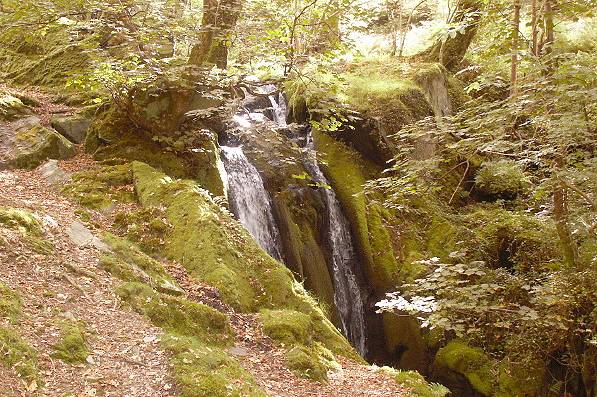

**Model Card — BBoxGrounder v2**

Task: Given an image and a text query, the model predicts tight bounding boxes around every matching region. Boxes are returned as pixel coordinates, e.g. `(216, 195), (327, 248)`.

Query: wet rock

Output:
(0, 117), (76, 170)
(51, 115), (91, 143)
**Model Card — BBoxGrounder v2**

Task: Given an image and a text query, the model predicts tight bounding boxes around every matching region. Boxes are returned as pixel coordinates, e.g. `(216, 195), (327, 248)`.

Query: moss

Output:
(474, 160), (531, 199)
(459, 205), (560, 271)
(312, 130), (399, 291)
(433, 341), (494, 396)
(101, 233), (183, 295)
(62, 163), (135, 210)
(161, 334), (266, 397)
(380, 367), (449, 397)
(52, 320), (89, 364)
(112, 207), (173, 255)
(130, 162), (360, 374)
(0, 207), (53, 254)
(496, 359), (545, 397)
(116, 282), (232, 346)
(261, 309), (313, 346)
(0, 283), (22, 324)
(85, 106), (225, 197)
(285, 345), (332, 381)
(7, 123), (75, 169)
(0, 326), (41, 385)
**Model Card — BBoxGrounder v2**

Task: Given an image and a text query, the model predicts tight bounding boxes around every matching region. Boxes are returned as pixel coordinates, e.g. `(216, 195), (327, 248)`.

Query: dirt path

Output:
(0, 165), (174, 397)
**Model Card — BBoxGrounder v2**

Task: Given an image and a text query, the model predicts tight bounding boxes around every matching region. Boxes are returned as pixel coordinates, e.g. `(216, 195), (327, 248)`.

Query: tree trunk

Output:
(530, 0), (538, 55)
(417, 0), (483, 71)
(554, 177), (578, 266)
(510, 0), (521, 96)
(188, 0), (242, 69)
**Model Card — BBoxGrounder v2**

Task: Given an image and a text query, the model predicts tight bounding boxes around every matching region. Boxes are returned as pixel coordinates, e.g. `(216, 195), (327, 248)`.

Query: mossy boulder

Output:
(62, 163), (135, 210)
(0, 207), (53, 254)
(432, 341), (494, 397)
(51, 320), (89, 364)
(100, 234), (183, 296)
(0, 91), (31, 121)
(0, 117), (75, 169)
(474, 160), (531, 200)
(84, 105), (226, 197)
(380, 367), (450, 397)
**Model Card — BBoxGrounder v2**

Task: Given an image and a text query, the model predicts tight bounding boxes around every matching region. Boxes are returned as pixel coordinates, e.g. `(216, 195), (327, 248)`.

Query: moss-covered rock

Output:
(0, 326), (41, 385)
(62, 163), (135, 210)
(50, 114), (91, 144)
(432, 341), (494, 397)
(112, 206), (173, 256)
(474, 160), (531, 200)
(0, 283), (22, 324)
(161, 334), (266, 397)
(84, 105), (226, 197)
(0, 207), (53, 254)
(380, 367), (450, 397)
(495, 359), (545, 397)
(100, 234), (183, 295)
(0, 91), (31, 121)
(52, 320), (90, 364)
(312, 130), (399, 292)
(0, 117), (75, 169)
(117, 282), (231, 345)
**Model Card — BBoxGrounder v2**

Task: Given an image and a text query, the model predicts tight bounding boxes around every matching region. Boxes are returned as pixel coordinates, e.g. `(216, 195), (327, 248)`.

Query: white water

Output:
(221, 145), (283, 260)
(303, 132), (368, 356)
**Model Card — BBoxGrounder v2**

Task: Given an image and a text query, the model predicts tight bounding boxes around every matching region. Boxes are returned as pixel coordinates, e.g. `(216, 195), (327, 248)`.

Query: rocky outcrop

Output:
(0, 117), (75, 170)
(51, 115), (91, 144)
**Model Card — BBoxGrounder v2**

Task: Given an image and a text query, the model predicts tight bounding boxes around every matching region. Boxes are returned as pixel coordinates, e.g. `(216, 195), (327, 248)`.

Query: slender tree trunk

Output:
(510, 0), (521, 96)
(554, 176), (578, 266)
(398, 0), (427, 58)
(531, 0), (538, 55)
(391, 1), (403, 57)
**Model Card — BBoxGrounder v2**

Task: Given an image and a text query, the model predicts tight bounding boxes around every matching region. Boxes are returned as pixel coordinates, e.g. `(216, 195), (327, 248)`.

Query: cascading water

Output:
(267, 92), (368, 356)
(221, 145), (283, 261)
(303, 132), (368, 357)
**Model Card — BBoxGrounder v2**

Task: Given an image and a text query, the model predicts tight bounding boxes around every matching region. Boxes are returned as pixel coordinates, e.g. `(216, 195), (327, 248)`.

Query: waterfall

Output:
(221, 145), (283, 261)
(303, 132), (368, 357)
(269, 93), (287, 127)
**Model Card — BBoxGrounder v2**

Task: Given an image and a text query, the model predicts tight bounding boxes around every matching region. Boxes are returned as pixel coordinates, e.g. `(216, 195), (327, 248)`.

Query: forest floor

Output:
(0, 92), (407, 396)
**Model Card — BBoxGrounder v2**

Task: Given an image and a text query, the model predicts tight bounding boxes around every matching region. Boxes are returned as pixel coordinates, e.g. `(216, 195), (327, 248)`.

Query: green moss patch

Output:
(116, 282), (231, 346)
(0, 207), (53, 254)
(0, 283), (22, 324)
(112, 207), (172, 255)
(101, 234), (183, 295)
(0, 326), (41, 384)
(52, 320), (89, 364)
(433, 341), (494, 396)
(380, 367), (449, 397)
(62, 163), (135, 210)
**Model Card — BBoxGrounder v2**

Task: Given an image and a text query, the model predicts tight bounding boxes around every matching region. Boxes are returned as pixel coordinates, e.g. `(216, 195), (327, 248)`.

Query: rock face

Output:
(51, 115), (91, 144)
(38, 159), (70, 185)
(0, 117), (76, 170)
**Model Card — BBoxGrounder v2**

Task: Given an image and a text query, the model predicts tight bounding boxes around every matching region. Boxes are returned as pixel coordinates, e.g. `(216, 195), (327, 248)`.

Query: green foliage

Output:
(52, 320), (89, 364)
(0, 326), (41, 384)
(474, 160), (530, 199)
(0, 283), (22, 324)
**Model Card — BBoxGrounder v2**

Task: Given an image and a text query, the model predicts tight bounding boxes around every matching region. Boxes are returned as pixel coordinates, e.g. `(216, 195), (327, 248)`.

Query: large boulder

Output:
(0, 117), (75, 169)
(51, 115), (91, 144)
